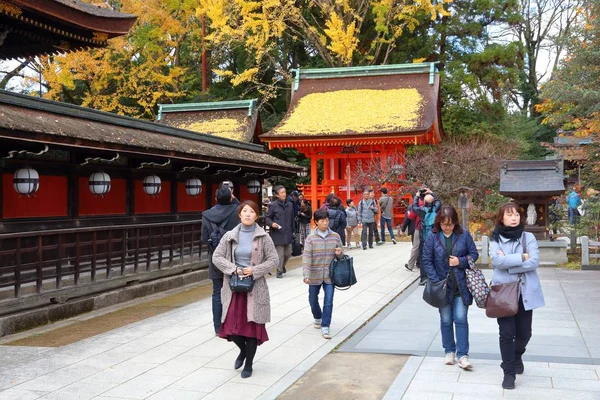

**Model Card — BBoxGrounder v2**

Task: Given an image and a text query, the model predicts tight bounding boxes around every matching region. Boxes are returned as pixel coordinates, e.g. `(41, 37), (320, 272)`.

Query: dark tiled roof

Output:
(0, 91), (299, 173)
(51, 0), (135, 18)
(499, 160), (565, 196)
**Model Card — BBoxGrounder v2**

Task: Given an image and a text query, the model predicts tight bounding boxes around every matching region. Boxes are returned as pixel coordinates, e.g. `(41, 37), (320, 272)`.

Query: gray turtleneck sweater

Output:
(235, 223), (256, 267)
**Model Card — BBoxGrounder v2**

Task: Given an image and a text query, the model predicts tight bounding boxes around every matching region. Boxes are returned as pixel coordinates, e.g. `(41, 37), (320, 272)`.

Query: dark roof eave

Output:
(16, 0), (137, 35)
(0, 130), (300, 175)
(500, 190), (565, 197)
(0, 90), (265, 153)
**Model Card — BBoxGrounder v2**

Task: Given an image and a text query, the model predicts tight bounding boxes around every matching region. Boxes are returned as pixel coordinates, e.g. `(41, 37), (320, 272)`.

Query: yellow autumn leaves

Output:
(274, 88), (423, 135)
(179, 118), (248, 141)
(199, 0), (451, 88)
(324, 14), (358, 66)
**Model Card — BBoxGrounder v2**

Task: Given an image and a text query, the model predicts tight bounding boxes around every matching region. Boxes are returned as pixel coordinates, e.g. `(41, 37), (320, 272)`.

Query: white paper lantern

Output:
(247, 180), (261, 194)
(143, 175), (162, 196)
(89, 172), (111, 196)
(13, 168), (40, 195)
(185, 178), (202, 196)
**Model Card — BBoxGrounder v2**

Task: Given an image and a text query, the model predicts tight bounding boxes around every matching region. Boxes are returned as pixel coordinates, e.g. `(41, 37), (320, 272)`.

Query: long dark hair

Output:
(431, 204), (463, 235)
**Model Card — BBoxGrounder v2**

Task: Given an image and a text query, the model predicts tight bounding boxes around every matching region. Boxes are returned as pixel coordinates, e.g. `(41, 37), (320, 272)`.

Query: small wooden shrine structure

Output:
(261, 63), (443, 219)
(499, 160), (566, 239)
(157, 100), (262, 144)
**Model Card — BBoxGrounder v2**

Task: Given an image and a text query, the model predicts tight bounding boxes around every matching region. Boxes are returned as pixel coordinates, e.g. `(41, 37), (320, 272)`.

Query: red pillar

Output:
(310, 154), (318, 211)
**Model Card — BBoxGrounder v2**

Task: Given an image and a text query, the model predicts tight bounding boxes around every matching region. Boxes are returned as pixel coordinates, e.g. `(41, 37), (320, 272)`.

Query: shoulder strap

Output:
(382, 197), (390, 211)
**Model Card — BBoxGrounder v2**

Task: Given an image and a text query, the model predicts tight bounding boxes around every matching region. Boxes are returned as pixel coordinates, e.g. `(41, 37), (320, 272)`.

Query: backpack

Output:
(208, 221), (228, 253)
(422, 207), (437, 240)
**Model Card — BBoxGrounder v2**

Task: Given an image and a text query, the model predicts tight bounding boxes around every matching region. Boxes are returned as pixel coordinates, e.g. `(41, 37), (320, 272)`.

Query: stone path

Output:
(340, 268), (600, 399)
(0, 242), (416, 400)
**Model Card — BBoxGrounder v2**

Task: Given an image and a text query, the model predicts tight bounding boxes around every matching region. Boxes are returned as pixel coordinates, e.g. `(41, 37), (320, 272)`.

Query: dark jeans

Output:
(380, 216), (395, 241)
(497, 297), (533, 375)
(418, 236), (427, 281)
(309, 282), (335, 327)
(361, 222), (376, 248)
(212, 278), (223, 334)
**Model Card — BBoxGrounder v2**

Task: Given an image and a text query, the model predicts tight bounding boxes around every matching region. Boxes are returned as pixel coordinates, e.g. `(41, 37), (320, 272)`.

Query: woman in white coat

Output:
(489, 202), (545, 390)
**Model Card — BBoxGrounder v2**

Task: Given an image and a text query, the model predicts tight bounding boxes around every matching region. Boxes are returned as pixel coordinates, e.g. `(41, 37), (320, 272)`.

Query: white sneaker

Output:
(321, 327), (331, 339)
(314, 319), (321, 329)
(457, 356), (472, 370)
(444, 352), (455, 365)
(346, 244), (352, 249)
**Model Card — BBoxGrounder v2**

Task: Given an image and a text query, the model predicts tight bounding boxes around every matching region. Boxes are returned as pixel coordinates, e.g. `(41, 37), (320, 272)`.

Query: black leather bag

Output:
(423, 274), (449, 308)
(292, 236), (303, 256)
(329, 255), (357, 290)
(229, 269), (255, 293)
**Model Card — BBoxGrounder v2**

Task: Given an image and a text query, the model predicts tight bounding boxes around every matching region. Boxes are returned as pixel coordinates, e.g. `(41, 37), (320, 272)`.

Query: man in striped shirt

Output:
(302, 208), (343, 339)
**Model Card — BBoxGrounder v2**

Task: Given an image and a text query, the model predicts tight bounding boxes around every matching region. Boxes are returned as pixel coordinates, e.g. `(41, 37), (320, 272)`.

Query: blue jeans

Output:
(380, 216), (395, 241)
(439, 296), (469, 358)
(309, 282), (335, 328)
(212, 278), (223, 334)
(568, 207), (579, 225)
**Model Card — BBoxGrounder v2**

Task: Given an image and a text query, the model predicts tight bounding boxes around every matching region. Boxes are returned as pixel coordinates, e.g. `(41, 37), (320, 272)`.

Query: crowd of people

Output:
(201, 181), (547, 390)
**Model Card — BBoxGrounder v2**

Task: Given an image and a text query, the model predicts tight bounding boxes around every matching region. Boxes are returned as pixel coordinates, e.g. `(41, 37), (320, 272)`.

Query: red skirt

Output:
(219, 291), (269, 345)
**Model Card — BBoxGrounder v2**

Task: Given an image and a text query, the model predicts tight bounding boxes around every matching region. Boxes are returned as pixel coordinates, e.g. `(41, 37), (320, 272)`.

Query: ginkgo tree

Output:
(197, 0), (450, 101)
(40, 0), (201, 119)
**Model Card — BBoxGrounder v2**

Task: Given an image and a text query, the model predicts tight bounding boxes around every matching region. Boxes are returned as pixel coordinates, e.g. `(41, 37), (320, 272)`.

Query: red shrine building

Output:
(0, 0), (299, 330)
(261, 63), (443, 220)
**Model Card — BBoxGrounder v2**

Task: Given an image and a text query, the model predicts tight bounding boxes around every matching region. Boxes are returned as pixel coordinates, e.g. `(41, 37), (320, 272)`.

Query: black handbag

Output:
(229, 268), (255, 293)
(422, 276), (449, 308)
(329, 255), (357, 290)
(292, 236), (303, 256)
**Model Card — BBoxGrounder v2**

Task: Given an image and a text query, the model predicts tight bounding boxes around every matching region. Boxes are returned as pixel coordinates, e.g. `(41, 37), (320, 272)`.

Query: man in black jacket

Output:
(201, 185), (240, 334)
(266, 185), (295, 278)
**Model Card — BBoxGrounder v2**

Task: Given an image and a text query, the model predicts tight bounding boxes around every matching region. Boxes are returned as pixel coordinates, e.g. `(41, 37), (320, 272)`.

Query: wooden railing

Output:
(0, 220), (205, 302)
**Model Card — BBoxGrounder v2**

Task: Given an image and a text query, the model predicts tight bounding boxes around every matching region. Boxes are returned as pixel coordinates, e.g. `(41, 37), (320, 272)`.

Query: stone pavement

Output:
(0, 241), (417, 400)
(340, 268), (600, 399)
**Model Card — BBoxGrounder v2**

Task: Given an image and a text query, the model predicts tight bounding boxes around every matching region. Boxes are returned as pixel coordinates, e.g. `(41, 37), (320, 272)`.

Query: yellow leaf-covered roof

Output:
(178, 117), (248, 142)
(262, 63), (442, 141)
(275, 88), (423, 135)
(157, 101), (261, 143)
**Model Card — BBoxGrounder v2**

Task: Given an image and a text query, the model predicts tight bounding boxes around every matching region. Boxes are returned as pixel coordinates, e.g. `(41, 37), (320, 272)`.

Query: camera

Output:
(419, 188), (427, 199)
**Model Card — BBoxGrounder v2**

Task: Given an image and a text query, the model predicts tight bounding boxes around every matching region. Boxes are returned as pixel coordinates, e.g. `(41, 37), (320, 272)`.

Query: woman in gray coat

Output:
(213, 200), (279, 379)
(489, 202), (545, 390)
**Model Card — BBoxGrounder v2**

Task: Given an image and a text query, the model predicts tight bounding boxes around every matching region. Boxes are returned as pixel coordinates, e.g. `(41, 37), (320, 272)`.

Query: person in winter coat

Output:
(327, 196), (347, 245)
(297, 195), (312, 245)
(212, 200), (278, 379)
(422, 204), (478, 371)
(357, 190), (378, 250)
(303, 208), (343, 339)
(567, 188), (581, 225)
(401, 205), (419, 271)
(201, 185), (241, 334)
(413, 188), (442, 285)
(369, 189), (383, 245)
(379, 187), (396, 244)
(265, 185), (295, 278)
(489, 202), (544, 390)
(345, 199), (360, 248)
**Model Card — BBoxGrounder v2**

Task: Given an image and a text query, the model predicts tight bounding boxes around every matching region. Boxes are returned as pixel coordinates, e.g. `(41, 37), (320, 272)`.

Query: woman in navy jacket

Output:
(422, 204), (478, 370)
